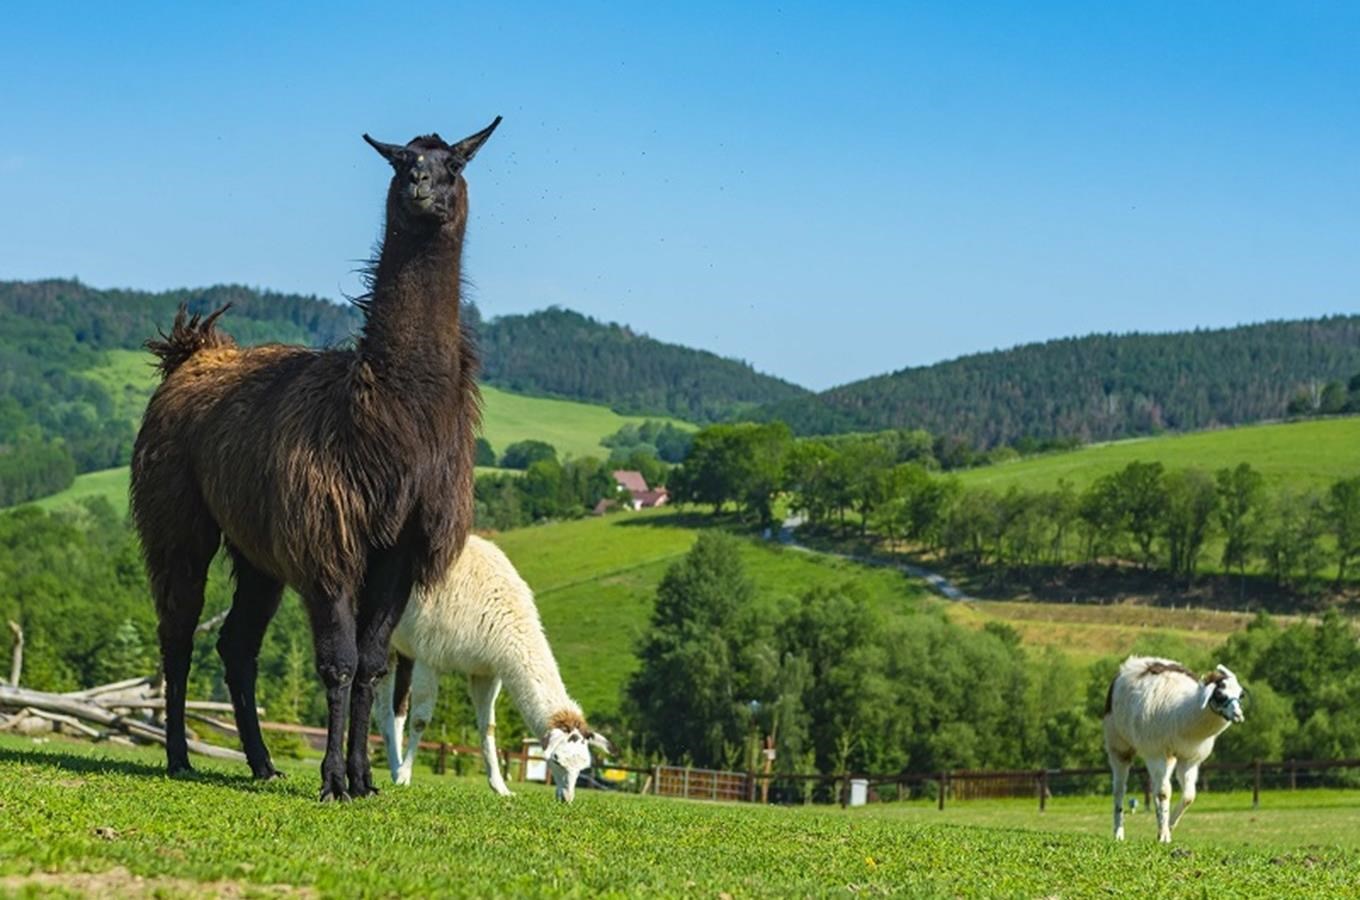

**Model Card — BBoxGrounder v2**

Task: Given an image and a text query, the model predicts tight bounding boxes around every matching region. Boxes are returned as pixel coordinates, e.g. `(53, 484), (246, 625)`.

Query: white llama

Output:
(374, 535), (613, 801)
(1104, 656), (1245, 842)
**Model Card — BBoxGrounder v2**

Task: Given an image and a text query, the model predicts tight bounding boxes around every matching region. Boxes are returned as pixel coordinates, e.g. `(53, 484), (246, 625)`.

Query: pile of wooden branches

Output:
(0, 616), (247, 764)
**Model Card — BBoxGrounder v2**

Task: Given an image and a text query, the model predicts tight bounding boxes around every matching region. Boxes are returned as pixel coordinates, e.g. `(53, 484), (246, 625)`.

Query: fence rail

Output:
(220, 718), (1360, 810)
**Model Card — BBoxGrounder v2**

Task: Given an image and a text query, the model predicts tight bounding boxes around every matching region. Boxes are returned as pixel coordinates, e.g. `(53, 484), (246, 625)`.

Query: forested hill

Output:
(0, 279), (805, 504)
(477, 307), (807, 422)
(754, 317), (1360, 447)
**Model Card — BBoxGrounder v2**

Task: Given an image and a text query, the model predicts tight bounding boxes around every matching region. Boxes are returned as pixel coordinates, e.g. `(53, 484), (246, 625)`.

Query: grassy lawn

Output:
(873, 790), (1360, 851)
(2, 735), (1357, 898)
(495, 510), (927, 718)
(956, 416), (1360, 492)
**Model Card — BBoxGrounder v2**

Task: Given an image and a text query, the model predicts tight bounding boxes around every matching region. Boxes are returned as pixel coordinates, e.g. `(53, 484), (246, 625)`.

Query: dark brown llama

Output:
(131, 118), (499, 801)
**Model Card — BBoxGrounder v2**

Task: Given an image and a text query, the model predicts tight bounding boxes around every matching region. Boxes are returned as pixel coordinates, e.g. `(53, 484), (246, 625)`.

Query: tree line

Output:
(671, 424), (1360, 596)
(625, 532), (1360, 779)
(753, 317), (1360, 447)
(3, 497), (1356, 779)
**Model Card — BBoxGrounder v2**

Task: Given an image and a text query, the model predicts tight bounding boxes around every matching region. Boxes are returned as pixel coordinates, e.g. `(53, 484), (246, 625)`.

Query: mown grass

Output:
(875, 789), (1360, 850)
(957, 416), (1360, 492)
(943, 599), (1268, 666)
(2, 735), (1357, 898)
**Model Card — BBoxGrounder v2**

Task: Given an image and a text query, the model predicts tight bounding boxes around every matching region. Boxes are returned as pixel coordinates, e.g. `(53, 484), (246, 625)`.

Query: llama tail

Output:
(145, 303), (235, 378)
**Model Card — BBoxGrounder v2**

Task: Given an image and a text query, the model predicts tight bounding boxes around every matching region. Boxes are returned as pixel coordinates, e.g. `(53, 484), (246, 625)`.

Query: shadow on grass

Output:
(0, 744), (285, 794)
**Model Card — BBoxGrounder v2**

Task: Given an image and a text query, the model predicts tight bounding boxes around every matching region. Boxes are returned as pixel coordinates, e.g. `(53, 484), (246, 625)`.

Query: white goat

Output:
(1103, 656), (1245, 842)
(373, 535), (613, 802)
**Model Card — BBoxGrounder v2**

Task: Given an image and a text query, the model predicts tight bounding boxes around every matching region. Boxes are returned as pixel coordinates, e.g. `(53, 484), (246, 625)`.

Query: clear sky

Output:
(2, 3), (1357, 390)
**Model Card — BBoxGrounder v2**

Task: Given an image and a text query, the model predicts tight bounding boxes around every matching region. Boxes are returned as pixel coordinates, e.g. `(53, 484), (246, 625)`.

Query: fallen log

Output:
(0, 684), (245, 763)
(64, 676), (154, 700)
(23, 707), (104, 740)
(95, 699), (262, 716)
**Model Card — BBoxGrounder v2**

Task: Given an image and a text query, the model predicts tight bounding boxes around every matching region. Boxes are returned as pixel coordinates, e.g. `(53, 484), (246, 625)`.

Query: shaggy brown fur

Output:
(1140, 661), (1198, 680)
(131, 119), (499, 800)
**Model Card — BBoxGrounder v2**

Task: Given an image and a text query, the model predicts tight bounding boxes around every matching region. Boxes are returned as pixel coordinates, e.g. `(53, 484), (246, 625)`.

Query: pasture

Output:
(956, 416), (1360, 492)
(2, 735), (1357, 897)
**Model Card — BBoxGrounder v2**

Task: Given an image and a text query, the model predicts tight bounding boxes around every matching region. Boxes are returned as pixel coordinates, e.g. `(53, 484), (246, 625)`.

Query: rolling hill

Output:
(953, 416), (1360, 492)
(26, 383), (693, 518)
(0, 278), (799, 504)
(756, 316), (1360, 447)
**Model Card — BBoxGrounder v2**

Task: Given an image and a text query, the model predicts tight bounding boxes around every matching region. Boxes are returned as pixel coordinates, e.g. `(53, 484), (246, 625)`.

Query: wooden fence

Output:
(226, 717), (1360, 811)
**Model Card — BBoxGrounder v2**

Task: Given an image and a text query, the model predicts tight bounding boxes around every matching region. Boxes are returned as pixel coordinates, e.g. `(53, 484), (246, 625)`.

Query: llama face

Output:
(543, 726), (615, 803)
(364, 117), (501, 224)
(1201, 665), (1245, 723)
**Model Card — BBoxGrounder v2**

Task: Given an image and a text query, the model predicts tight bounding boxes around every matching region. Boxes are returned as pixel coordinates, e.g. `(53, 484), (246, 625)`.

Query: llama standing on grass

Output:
(131, 118), (499, 801)
(374, 535), (614, 802)
(1104, 656), (1245, 842)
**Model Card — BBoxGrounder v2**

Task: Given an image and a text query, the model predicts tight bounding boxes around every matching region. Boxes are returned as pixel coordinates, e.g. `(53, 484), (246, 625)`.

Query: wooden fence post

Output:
(436, 742), (448, 775)
(938, 771), (947, 811)
(682, 766), (690, 799)
(1289, 759), (1297, 790)
(652, 764), (661, 796)
(1253, 760), (1261, 809)
(1038, 770), (1048, 813)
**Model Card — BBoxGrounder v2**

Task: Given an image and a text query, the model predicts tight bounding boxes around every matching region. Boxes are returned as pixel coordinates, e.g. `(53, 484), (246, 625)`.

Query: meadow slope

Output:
(955, 416), (1360, 492)
(1, 735), (1356, 898)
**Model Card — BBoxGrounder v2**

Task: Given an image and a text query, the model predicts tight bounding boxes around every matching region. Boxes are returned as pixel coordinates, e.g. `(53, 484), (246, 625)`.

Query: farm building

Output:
(612, 470), (669, 510)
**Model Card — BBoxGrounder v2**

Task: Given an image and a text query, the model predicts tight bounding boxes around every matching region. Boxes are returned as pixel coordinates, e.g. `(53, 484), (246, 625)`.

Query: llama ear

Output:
(363, 134), (410, 167)
(588, 732), (617, 758)
(1200, 683), (1215, 709)
(1216, 664), (1236, 680)
(448, 116), (502, 166)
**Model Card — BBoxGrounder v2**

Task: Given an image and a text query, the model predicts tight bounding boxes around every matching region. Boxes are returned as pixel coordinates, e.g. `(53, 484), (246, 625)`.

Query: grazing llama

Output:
(1104, 656), (1245, 842)
(375, 535), (613, 802)
(131, 118), (499, 801)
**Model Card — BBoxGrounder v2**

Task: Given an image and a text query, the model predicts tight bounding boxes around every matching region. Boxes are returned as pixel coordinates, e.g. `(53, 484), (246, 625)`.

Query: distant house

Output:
(612, 470), (669, 511)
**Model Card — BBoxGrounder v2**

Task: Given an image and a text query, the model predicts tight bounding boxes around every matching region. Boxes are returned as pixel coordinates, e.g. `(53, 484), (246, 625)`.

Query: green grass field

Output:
(2, 735), (1356, 898)
(495, 510), (927, 718)
(957, 416), (1360, 492)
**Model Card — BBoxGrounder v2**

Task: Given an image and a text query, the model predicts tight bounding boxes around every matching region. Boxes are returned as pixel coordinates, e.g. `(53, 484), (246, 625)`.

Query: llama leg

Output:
(217, 550), (285, 780)
(469, 673), (512, 796)
(1147, 758), (1175, 843)
(398, 660), (439, 786)
(307, 591), (359, 802)
(145, 541), (216, 776)
(1108, 750), (1132, 841)
(347, 543), (417, 797)
(1170, 761), (1199, 831)
(375, 653), (412, 784)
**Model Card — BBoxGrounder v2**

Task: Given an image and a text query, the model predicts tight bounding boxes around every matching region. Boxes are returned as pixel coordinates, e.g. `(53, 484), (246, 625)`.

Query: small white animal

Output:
(374, 535), (613, 802)
(1103, 656), (1245, 842)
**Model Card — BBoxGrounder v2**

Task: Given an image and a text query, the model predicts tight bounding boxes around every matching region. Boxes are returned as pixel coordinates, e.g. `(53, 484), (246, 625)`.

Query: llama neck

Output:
(359, 221), (465, 372)
(499, 629), (580, 738)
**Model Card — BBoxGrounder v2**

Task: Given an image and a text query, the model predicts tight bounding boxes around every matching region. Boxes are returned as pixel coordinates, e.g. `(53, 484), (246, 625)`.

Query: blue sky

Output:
(2, 3), (1357, 390)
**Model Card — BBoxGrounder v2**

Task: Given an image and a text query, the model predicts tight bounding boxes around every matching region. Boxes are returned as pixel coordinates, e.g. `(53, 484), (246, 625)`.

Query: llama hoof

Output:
(253, 767), (286, 782)
(319, 788), (352, 803)
(167, 763), (194, 778)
